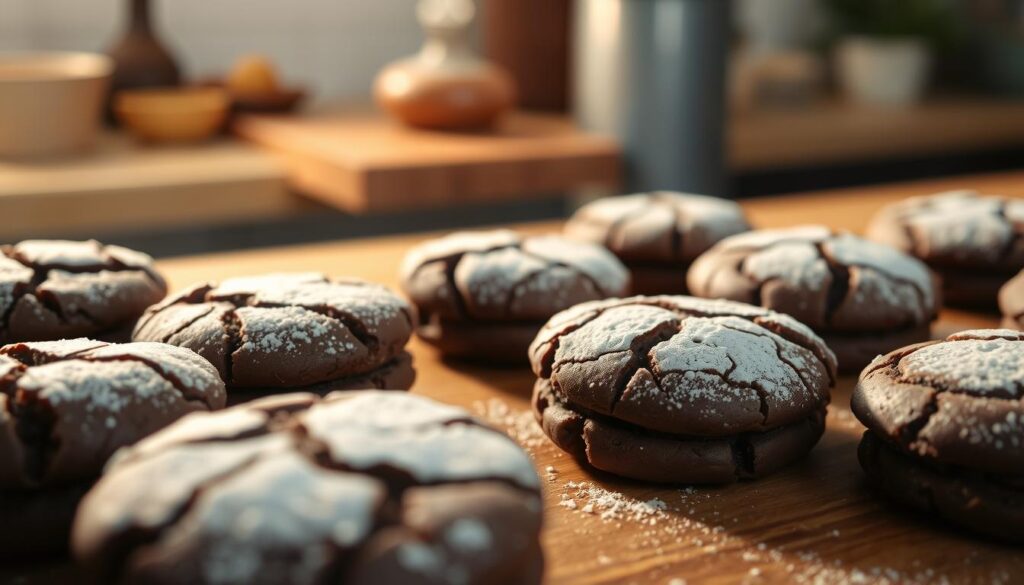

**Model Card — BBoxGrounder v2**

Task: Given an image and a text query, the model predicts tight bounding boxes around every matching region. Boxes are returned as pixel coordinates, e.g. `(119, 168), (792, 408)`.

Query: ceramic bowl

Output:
(115, 87), (230, 143)
(0, 52), (112, 157)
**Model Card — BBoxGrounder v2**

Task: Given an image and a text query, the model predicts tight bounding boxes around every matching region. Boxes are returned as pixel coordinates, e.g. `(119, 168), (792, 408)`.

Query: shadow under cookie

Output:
(858, 431), (1024, 544)
(534, 381), (827, 484)
(822, 324), (932, 375)
(626, 263), (690, 296)
(0, 482), (92, 561)
(417, 319), (542, 365)
(225, 351), (416, 406)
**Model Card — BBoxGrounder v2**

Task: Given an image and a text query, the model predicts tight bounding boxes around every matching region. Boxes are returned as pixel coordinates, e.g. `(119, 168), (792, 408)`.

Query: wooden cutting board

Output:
(233, 106), (622, 213)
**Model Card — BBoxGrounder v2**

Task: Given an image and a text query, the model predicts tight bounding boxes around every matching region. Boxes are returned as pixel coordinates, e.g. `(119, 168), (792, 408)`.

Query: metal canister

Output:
(573, 0), (730, 195)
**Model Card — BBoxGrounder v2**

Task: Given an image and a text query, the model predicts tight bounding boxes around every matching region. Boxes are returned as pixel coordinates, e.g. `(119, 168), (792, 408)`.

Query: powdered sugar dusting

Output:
(472, 398), (547, 450)
(24, 359), (176, 411)
(211, 273), (325, 299)
(902, 191), (1015, 261)
(523, 235), (630, 295)
(572, 191), (748, 245)
(399, 230), (521, 283)
(191, 452), (382, 585)
(555, 304), (678, 362)
(86, 342), (223, 398)
(652, 316), (803, 404)
(302, 392), (540, 489)
(237, 306), (358, 356)
(744, 241), (830, 290)
(0, 256), (32, 317)
(457, 246), (548, 313)
(718, 225), (831, 250)
(13, 239), (105, 268)
(825, 234), (931, 297)
(899, 334), (1024, 397)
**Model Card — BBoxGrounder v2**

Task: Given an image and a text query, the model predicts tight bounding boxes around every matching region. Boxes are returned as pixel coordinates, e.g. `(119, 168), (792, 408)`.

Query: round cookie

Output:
(999, 269), (1024, 330)
(72, 391), (544, 585)
(565, 192), (751, 294)
(529, 296), (836, 484)
(687, 225), (938, 373)
(851, 329), (1024, 542)
(400, 230), (629, 363)
(0, 239), (167, 344)
(0, 338), (225, 558)
(866, 190), (1024, 308)
(133, 273), (415, 397)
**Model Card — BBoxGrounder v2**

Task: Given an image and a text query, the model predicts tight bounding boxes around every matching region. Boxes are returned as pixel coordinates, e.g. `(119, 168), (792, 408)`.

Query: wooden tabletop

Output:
(7, 172), (1023, 585)
(139, 171), (1024, 584)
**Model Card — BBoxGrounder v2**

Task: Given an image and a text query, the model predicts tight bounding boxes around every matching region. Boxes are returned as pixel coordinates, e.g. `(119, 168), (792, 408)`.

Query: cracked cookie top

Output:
(529, 296), (835, 437)
(866, 190), (1024, 271)
(0, 240), (168, 344)
(0, 339), (225, 489)
(399, 230), (630, 323)
(687, 226), (937, 332)
(564, 192), (751, 265)
(133, 273), (414, 389)
(853, 329), (1024, 473)
(72, 391), (542, 585)
(999, 269), (1024, 329)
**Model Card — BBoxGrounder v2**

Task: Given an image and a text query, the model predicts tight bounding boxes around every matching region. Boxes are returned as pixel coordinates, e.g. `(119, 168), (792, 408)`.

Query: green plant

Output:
(824, 0), (959, 47)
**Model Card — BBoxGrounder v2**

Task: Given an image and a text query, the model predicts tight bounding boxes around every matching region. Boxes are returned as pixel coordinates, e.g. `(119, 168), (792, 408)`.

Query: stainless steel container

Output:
(573, 0), (730, 195)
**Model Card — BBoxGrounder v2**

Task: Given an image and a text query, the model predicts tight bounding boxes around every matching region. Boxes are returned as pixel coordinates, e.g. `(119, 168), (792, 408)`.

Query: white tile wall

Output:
(0, 0), (425, 101)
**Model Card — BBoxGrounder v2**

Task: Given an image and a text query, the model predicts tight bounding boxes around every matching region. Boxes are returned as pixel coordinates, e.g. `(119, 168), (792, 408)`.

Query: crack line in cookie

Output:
(155, 305), (217, 345)
(429, 244), (523, 322)
(2, 244), (164, 337)
(78, 354), (218, 410)
(96, 450), (274, 584)
(7, 388), (60, 484)
(715, 321), (815, 400)
(516, 246), (609, 297)
(813, 241), (852, 326)
(221, 310), (243, 386)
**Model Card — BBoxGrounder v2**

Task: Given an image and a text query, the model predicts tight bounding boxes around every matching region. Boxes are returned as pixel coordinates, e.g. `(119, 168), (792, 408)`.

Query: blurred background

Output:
(2, 0), (1024, 256)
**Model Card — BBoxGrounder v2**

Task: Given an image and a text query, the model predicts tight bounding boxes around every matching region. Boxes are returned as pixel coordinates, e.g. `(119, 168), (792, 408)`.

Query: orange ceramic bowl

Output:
(115, 87), (229, 143)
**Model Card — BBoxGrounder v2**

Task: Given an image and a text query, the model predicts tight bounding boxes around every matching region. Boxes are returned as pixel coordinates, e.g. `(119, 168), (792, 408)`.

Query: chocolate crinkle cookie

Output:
(400, 230), (629, 363)
(866, 190), (1024, 308)
(529, 296), (836, 484)
(0, 240), (167, 344)
(0, 338), (225, 558)
(564, 191), (751, 295)
(72, 391), (543, 585)
(133, 273), (415, 398)
(687, 225), (938, 373)
(999, 269), (1024, 331)
(852, 330), (1024, 543)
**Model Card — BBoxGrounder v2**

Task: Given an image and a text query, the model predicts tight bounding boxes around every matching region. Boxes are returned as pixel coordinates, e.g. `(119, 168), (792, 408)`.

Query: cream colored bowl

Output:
(115, 87), (229, 144)
(0, 52), (112, 158)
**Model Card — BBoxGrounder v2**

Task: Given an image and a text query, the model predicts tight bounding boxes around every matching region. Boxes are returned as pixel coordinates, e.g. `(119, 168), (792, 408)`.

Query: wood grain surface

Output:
(233, 106), (622, 212)
(7, 171), (1024, 584)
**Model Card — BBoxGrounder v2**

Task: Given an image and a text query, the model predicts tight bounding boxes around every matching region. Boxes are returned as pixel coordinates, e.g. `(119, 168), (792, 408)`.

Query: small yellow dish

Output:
(115, 87), (229, 143)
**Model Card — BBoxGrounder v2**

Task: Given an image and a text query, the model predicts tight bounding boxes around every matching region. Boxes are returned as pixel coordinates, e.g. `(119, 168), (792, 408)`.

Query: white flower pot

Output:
(836, 36), (932, 106)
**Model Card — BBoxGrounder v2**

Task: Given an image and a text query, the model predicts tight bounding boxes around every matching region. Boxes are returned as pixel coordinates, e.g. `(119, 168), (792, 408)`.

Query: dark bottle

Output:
(105, 0), (181, 117)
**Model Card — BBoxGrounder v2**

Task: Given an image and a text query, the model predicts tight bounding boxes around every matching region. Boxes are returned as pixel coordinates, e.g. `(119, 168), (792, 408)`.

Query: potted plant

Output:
(825, 0), (957, 105)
